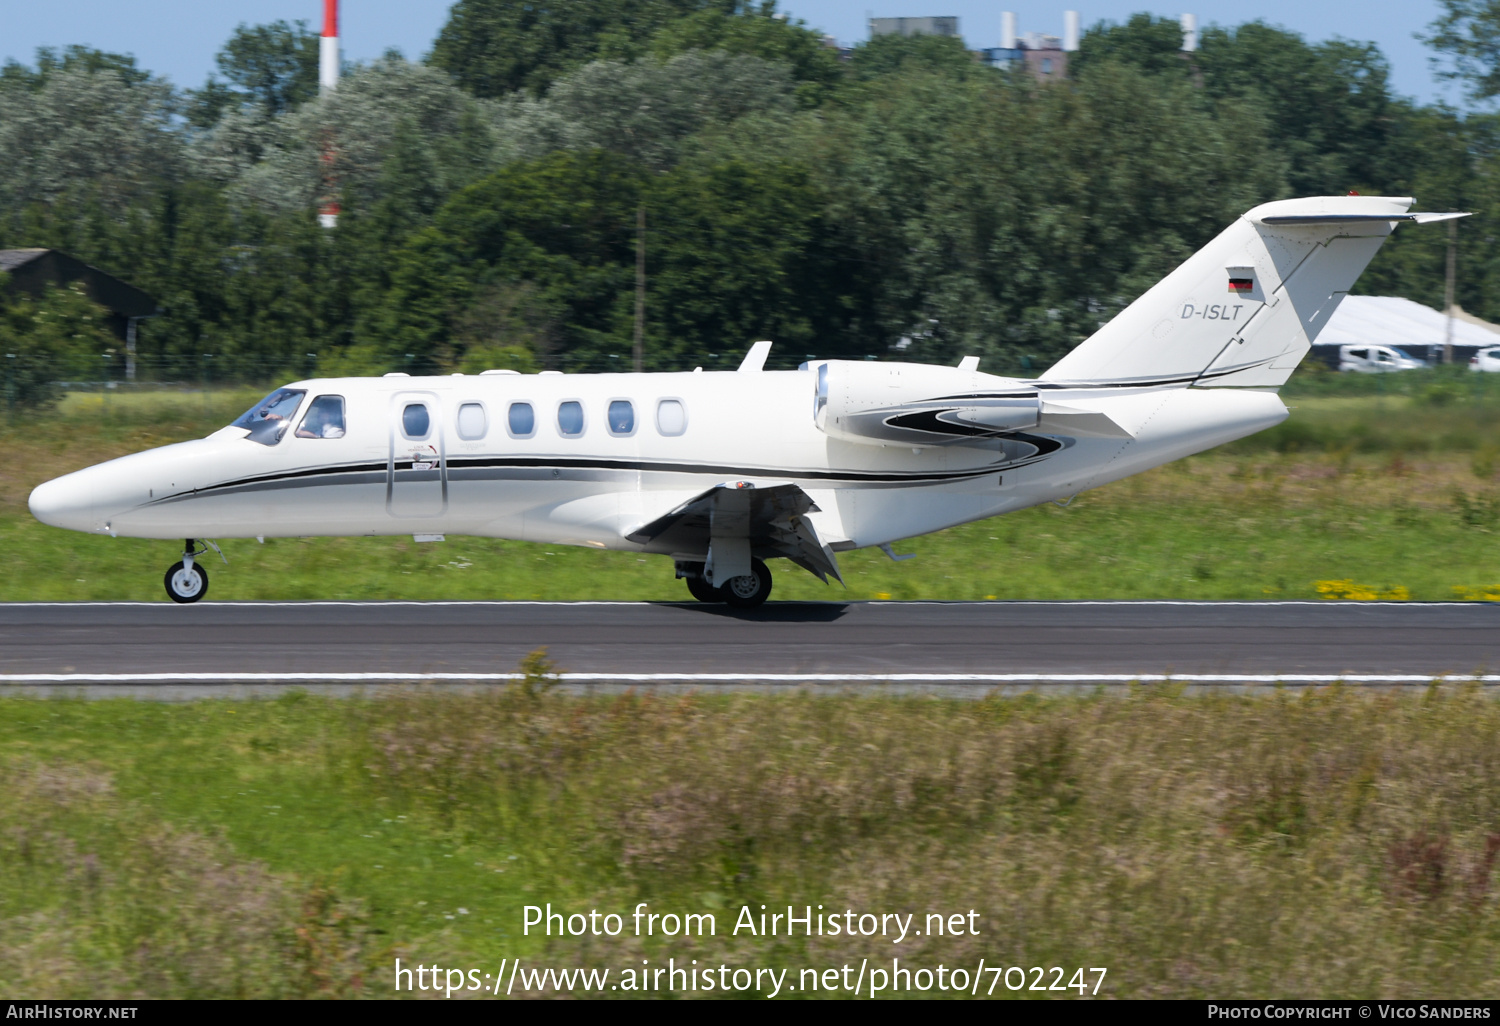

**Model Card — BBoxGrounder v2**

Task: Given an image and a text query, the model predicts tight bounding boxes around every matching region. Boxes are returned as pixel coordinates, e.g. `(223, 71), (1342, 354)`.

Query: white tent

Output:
(1318, 295), (1500, 354)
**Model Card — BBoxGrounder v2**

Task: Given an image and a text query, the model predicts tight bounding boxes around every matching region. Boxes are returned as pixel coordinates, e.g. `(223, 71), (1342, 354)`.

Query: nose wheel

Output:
(163, 538), (224, 603)
(164, 561), (208, 603)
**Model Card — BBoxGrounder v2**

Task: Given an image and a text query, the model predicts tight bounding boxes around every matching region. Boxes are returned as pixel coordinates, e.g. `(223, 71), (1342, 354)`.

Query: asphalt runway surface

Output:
(2, 601), (1498, 694)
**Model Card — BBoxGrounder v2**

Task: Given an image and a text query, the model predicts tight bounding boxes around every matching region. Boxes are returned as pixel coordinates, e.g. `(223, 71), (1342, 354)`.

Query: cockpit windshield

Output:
(231, 388), (306, 446)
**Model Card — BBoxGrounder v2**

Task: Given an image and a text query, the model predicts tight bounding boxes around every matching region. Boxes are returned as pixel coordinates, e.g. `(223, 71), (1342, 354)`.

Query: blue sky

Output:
(0, 1), (1465, 106)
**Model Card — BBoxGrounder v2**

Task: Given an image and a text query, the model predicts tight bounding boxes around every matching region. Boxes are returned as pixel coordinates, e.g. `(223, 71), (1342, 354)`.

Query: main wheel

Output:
(164, 561), (208, 603)
(685, 573), (722, 603)
(719, 558), (772, 609)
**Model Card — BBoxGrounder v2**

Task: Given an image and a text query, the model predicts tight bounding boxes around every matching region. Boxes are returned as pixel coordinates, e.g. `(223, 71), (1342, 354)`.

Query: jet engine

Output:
(810, 360), (1040, 447)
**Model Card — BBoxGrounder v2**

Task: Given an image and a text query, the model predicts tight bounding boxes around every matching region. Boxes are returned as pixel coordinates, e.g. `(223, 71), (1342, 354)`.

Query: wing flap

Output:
(627, 482), (843, 585)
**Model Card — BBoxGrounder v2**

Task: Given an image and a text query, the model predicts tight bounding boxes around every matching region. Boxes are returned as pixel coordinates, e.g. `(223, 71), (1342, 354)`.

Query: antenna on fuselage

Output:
(738, 341), (773, 372)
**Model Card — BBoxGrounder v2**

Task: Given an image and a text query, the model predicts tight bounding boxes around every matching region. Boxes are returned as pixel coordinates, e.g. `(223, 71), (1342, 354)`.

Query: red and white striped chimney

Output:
(318, 0), (340, 228)
(320, 0), (339, 93)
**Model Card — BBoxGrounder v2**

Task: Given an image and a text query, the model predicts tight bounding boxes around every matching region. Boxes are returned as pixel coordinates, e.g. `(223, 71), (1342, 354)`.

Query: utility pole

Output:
(1444, 216), (1458, 365)
(125, 317), (137, 382)
(633, 204), (646, 373)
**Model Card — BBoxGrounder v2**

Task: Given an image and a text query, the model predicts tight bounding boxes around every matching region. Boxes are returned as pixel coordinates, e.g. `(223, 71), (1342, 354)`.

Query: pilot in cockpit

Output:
(295, 395), (347, 439)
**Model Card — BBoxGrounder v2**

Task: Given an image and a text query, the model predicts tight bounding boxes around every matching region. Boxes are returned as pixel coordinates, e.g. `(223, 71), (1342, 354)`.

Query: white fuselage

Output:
(29, 364), (1287, 561)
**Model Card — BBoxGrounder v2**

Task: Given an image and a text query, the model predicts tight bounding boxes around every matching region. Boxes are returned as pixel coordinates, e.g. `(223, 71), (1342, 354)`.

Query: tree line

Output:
(3, 0), (1500, 401)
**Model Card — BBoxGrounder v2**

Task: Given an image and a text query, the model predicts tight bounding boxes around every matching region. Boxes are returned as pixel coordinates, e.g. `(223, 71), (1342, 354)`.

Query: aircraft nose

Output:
(28, 473), (97, 532)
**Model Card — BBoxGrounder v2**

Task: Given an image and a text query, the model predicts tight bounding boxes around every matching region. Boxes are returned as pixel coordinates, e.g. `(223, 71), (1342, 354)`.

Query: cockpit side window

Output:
(296, 395), (347, 439)
(232, 388), (306, 446)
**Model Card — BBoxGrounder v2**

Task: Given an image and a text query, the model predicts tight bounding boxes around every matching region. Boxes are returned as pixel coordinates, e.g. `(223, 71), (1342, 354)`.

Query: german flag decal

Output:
(1228, 277), (1254, 294)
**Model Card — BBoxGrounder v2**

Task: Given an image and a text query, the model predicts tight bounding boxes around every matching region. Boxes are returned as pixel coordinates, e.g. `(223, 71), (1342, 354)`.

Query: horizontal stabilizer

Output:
(1259, 212), (1471, 226)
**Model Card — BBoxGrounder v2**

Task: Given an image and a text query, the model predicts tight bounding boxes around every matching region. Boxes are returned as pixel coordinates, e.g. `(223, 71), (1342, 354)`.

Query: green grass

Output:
(5, 387), (1500, 601)
(4, 686), (1500, 998)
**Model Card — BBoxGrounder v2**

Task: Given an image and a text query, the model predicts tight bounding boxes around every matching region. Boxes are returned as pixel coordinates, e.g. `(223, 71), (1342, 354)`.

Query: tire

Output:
(164, 561), (208, 603)
(685, 573), (722, 603)
(719, 558), (772, 609)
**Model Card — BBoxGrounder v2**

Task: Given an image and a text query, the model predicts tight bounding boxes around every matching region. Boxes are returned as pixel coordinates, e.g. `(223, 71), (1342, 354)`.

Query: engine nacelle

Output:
(811, 360), (1040, 447)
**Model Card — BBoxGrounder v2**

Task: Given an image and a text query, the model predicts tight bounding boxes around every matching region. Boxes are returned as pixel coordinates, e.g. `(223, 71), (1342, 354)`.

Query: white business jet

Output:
(28, 195), (1463, 607)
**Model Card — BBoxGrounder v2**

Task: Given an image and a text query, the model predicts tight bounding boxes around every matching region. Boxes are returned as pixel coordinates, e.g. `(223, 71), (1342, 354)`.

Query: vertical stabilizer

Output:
(1042, 196), (1466, 388)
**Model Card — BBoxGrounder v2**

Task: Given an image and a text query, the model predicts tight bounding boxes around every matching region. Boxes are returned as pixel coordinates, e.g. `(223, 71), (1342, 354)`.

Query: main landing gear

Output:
(678, 558), (773, 609)
(164, 539), (224, 604)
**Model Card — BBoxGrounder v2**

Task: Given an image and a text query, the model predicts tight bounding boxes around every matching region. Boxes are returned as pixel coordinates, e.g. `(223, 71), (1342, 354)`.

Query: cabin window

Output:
(1348, 348), (1367, 360)
(456, 402), (487, 440)
(231, 388), (305, 446)
(508, 402), (535, 438)
(607, 400), (635, 436)
(295, 395), (346, 439)
(656, 399), (687, 436)
(402, 403), (431, 440)
(558, 401), (585, 437)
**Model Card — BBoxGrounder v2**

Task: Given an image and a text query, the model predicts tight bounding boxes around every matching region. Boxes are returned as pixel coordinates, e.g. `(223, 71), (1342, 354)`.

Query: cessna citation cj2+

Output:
(29, 196), (1465, 607)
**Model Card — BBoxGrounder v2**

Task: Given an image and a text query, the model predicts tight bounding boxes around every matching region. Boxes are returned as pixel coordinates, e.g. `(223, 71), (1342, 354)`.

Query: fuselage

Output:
(28, 362), (1287, 561)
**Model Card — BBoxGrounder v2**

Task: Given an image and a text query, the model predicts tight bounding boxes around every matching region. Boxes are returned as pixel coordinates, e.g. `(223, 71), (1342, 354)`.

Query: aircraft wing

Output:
(626, 482), (844, 585)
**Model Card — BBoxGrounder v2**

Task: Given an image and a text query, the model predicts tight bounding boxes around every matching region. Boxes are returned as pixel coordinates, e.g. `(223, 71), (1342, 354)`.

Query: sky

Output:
(0, 0), (1467, 106)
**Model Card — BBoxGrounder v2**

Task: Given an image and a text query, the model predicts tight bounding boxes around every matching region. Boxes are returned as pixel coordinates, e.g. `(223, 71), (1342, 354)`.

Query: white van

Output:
(1339, 344), (1426, 373)
(1470, 346), (1500, 372)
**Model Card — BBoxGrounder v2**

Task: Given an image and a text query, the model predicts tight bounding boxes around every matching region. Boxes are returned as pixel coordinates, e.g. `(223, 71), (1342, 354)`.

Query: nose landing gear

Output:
(164, 539), (225, 604)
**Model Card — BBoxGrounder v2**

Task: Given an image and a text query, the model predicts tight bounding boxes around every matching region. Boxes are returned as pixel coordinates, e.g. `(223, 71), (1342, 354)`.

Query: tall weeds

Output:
(346, 685), (1500, 996)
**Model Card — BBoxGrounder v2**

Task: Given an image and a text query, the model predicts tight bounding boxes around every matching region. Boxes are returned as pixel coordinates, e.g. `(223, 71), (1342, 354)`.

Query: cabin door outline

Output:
(387, 391), (448, 518)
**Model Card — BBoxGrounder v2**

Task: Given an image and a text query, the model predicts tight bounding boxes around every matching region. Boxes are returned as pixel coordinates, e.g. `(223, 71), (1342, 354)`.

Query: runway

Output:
(1, 601), (1498, 692)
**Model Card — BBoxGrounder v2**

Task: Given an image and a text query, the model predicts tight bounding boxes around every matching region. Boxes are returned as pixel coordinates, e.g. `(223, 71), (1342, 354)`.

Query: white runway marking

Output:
(2, 672), (1497, 685)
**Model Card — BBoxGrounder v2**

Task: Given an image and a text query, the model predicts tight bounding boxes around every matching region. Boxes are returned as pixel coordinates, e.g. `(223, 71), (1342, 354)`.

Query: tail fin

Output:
(1042, 196), (1467, 388)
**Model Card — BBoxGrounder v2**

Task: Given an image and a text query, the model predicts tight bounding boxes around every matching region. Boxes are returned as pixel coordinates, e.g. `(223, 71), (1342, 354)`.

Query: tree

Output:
(1425, 0), (1500, 102)
(214, 20), (320, 117)
(202, 56), (498, 215)
(496, 50), (797, 170)
(842, 32), (985, 86)
(0, 276), (118, 410)
(428, 0), (736, 97)
(813, 61), (1284, 368)
(0, 64), (181, 214)
(647, 158), (861, 367)
(648, 4), (842, 107)
(1197, 23), (1398, 196)
(0, 46), (153, 92)
(1072, 13), (1192, 80)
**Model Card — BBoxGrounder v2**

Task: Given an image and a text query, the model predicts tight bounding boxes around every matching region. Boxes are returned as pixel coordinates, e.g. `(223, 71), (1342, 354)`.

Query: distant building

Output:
(985, 11), (1197, 82)
(869, 16), (960, 39)
(984, 11), (1077, 80)
(0, 248), (159, 379)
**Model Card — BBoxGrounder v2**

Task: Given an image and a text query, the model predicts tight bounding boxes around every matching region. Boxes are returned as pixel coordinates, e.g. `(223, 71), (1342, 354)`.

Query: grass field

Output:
(4, 685), (1500, 998)
(4, 382), (1500, 601)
